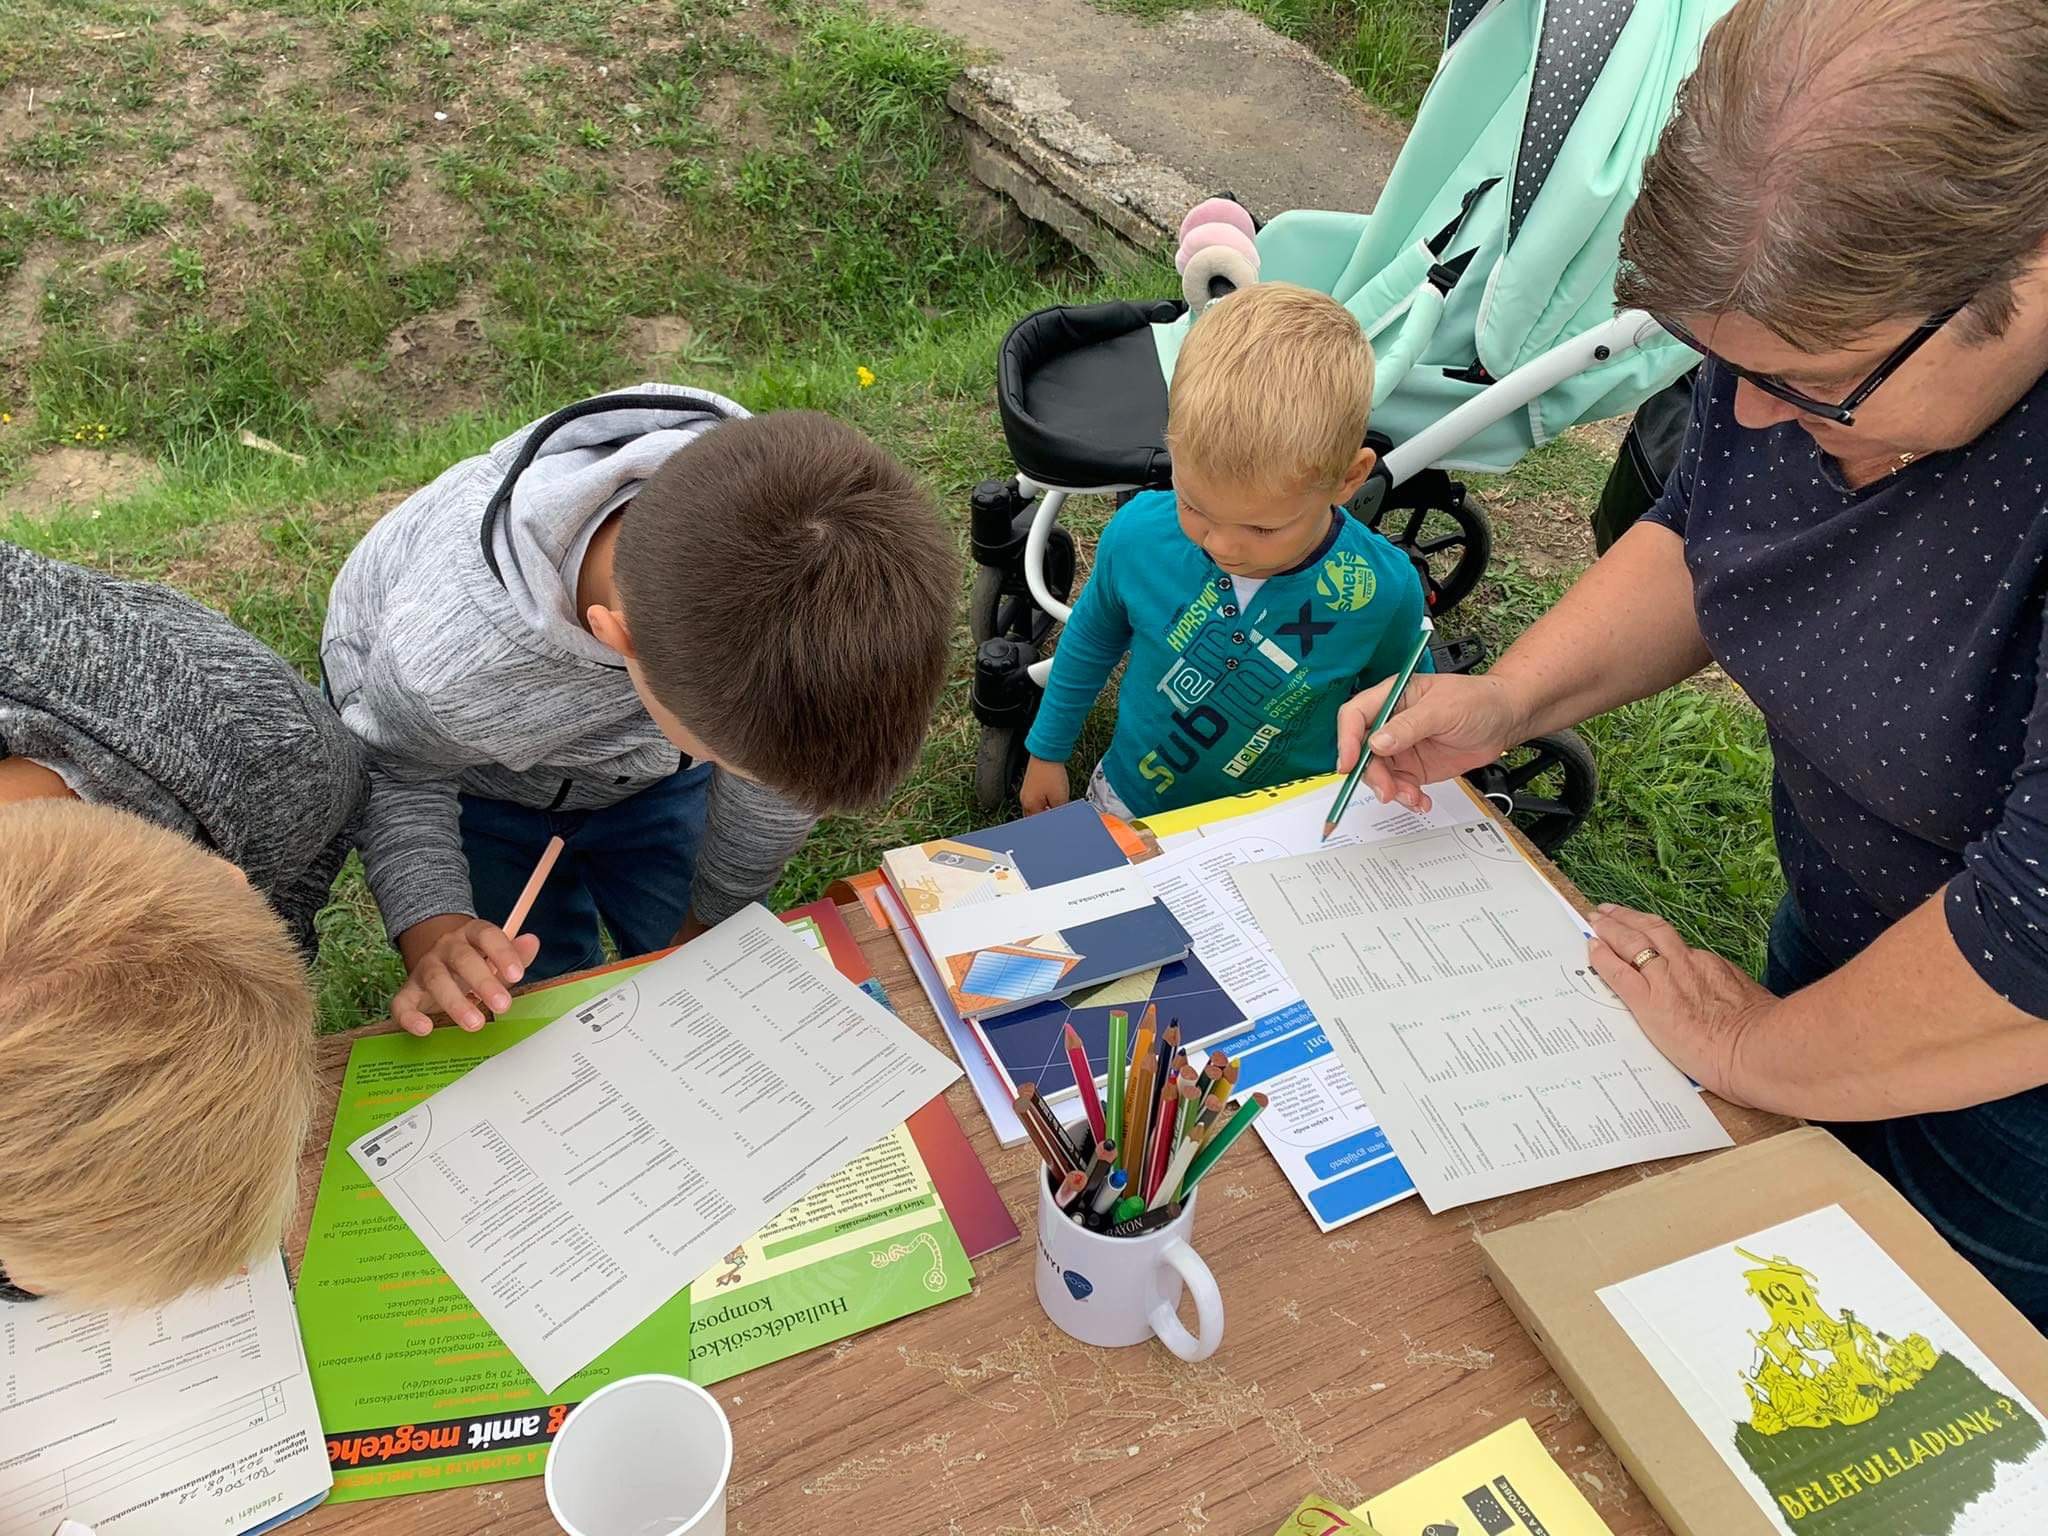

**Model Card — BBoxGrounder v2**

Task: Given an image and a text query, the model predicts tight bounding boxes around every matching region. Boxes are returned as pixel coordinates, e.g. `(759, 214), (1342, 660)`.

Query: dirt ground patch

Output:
(1485, 484), (1600, 577)
(0, 447), (159, 520)
(383, 157), (477, 264)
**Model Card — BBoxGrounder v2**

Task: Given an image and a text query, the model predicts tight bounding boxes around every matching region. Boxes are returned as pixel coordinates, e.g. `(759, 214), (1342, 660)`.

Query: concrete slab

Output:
(897, 1), (1410, 256)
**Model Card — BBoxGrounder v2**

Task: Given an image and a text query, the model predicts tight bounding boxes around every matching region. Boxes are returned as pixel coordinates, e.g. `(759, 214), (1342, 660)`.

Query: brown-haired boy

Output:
(323, 386), (958, 1034)
(0, 801), (318, 1307)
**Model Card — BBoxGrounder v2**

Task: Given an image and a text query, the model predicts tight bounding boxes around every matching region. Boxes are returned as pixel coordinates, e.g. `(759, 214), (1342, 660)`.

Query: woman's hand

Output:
(1587, 903), (1774, 1102)
(1334, 672), (1527, 811)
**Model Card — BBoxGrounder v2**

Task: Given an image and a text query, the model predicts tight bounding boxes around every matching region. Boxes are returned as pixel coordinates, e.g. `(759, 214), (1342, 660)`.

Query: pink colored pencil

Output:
(1063, 1023), (1108, 1144)
(502, 835), (565, 941)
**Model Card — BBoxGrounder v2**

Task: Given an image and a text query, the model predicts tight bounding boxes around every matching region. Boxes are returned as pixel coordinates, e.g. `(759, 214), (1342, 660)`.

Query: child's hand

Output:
(1019, 756), (1072, 815)
(391, 915), (541, 1036)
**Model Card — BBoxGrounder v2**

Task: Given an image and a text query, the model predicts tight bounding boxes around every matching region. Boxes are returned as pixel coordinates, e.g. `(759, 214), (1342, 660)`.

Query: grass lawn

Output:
(0, 0), (1776, 1032)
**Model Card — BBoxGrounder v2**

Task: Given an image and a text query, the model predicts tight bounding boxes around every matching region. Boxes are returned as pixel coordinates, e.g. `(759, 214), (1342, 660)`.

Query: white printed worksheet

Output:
(349, 904), (961, 1390)
(1232, 820), (1729, 1210)
(0, 1253), (330, 1536)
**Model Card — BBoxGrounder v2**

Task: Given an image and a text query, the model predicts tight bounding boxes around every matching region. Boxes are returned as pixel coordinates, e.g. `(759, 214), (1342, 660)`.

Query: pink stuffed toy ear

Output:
(1179, 196), (1255, 244)
(1174, 219), (1259, 276)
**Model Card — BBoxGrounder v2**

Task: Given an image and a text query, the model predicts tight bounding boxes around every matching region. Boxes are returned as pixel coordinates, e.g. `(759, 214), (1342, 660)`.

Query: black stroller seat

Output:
(998, 300), (1184, 491)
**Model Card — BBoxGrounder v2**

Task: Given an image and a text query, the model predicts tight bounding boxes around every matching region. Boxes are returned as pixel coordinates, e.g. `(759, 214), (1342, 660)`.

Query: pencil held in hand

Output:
(503, 835), (565, 941)
(1323, 617), (1433, 841)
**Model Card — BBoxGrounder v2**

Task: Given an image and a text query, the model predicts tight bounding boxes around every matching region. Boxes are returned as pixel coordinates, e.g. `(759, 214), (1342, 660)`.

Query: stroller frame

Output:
(968, 309), (1664, 849)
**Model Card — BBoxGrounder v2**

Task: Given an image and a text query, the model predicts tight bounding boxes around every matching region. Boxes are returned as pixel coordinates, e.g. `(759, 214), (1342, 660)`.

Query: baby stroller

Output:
(968, 0), (1730, 851)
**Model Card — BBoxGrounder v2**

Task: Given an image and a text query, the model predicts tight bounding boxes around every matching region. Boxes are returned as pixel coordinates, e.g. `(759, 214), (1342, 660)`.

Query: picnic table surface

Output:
(288, 813), (1792, 1535)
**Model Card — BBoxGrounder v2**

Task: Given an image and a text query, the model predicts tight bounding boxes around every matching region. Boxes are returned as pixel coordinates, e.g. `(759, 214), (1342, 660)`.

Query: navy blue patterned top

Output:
(1646, 362), (2048, 1012)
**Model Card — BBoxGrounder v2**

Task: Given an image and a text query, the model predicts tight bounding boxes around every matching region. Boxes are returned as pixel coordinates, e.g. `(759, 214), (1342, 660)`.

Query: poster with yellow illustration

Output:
(1599, 1205), (2047, 1535)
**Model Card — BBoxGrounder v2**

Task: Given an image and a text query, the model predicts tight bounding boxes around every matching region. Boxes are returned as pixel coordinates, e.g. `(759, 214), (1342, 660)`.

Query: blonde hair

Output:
(0, 801), (317, 1306)
(1617, 0), (2048, 348)
(1166, 282), (1376, 492)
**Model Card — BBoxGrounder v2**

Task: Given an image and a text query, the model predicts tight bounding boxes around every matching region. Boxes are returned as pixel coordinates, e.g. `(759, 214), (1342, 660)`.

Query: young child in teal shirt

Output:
(1021, 283), (1430, 817)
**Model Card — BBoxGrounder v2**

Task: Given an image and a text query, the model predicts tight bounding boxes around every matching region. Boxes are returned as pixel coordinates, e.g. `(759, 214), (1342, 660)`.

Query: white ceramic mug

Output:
(1033, 1173), (1224, 1360)
(544, 1374), (732, 1536)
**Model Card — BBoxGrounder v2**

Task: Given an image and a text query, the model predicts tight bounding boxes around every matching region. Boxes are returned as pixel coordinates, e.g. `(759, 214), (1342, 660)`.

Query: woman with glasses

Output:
(1340, 0), (2048, 1324)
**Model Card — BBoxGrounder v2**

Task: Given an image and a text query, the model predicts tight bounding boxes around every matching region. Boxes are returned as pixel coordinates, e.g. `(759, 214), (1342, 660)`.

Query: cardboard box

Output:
(1477, 1128), (2048, 1536)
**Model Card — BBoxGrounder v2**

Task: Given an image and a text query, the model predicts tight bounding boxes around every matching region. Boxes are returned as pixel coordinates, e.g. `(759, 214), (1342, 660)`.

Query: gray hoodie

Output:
(0, 541), (366, 957)
(321, 384), (815, 941)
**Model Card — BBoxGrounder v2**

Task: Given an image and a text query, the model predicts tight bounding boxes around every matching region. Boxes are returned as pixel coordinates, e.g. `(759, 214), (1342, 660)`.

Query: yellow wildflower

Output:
(856, 365), (876, 389)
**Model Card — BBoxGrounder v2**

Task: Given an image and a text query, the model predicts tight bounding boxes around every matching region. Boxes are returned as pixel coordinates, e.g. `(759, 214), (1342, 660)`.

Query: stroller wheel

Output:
(1357, 470), (1492, 617)
(1463, 730), (1598, 853)
(975, 724), (1027, 815)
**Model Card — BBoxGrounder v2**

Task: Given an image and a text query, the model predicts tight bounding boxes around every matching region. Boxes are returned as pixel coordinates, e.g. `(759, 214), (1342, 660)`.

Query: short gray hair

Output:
(1616, 0), (2048, 349)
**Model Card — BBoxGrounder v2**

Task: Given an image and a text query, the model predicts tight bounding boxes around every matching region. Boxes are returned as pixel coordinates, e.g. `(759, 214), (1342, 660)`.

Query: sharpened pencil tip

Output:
(1319, 820), (1337, 842)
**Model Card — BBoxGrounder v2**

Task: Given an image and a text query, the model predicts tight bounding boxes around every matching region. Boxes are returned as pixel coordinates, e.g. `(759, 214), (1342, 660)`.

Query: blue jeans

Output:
(1766, 894), (2048, 1329)
(459, 765), (713, 982)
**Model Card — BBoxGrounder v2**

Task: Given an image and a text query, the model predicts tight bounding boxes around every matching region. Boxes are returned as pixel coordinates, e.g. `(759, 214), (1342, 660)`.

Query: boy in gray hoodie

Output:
(322, 386), (958, 1034)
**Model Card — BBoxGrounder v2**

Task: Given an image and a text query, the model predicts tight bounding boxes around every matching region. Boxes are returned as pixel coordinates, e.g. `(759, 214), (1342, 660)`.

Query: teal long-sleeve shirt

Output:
(1024, 491), (1432, 814)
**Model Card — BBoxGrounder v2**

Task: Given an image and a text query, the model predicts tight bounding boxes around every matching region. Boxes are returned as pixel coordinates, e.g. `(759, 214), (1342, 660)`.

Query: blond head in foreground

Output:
(0, 799), (317, 1306)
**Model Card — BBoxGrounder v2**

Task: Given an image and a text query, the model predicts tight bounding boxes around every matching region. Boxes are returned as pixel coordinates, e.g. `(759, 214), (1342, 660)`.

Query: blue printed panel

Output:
(960, 949), (1071, 1002)
(1304, 1126), (1392, 1180)
(1307, 1156), (1415, 1224)
(1231, 1025), (1329, 1090)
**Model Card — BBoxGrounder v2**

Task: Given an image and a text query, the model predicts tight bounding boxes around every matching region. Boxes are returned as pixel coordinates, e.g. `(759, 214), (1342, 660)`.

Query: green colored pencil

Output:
(1177, 1093), (1268, 1199)
(1321, 617), (1433, 841)
(1106, 1009), (1128, 1147)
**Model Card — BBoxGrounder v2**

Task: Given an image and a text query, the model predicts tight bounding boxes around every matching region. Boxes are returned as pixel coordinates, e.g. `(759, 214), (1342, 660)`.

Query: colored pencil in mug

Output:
(1062, 1023), (1108, 1145)
(502, 834), (565, 942)
(1184, 1057), (1223, 1136)
(1204, 1055), (1240, 1116)
(1321, 616), (1433, 841)
(1173, 1074), (1202, 1145)
(1080, 1138), (1116, 1204)
(1155, 1021), (1181, 1087)
(1178, 1092), (1269, 1199)
(1123, 1016), (1156, 1154)
(1014, 1085), (1077, 1177)
(1122, 1046), (1159, 1183)
(1144, 1065), (1181, 1201)
(1089, 1167), (1128, 1216)
(1105, 1009), (1129, 1147)
(1053, 1169), (1088, 1211)
(1149, 1136), (1202, 1211)
(1020, 1083), (1088, 1170)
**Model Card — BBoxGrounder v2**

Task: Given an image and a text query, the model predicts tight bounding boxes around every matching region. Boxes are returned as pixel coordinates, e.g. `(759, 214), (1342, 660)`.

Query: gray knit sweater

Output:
(0, 541), (368, 956)
(320, 384), (816, 941)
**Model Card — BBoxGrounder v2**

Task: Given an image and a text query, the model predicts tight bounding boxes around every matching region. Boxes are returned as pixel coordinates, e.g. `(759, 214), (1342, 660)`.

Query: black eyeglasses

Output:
(1656, 303), (1967, 427)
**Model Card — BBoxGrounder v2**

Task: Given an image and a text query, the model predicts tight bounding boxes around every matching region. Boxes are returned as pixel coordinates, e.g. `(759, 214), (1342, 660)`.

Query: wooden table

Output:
(289, 872), (1791, 1535)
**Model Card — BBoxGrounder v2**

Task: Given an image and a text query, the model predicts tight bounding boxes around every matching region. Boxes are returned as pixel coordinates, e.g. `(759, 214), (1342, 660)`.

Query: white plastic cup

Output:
(544, 1374), (732, 1536)
(1034, 1172), (1224, 1360)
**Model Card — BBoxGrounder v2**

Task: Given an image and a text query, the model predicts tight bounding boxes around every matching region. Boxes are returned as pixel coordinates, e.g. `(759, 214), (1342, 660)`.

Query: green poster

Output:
(686, 1120), (972, 1383)
(296, 970), (691, 1504)
(297, 939), (975, 1502)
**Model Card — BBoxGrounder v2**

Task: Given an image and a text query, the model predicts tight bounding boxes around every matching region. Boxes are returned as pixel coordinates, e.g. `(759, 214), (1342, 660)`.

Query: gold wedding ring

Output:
(1629, 946), (1661, 971)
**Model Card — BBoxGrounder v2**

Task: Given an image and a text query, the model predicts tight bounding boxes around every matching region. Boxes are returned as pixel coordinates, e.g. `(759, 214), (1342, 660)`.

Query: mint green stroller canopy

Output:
(1155, 0), (1734, 472)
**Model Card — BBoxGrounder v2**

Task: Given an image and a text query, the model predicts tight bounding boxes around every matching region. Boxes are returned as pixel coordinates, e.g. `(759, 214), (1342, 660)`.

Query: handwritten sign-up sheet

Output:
(1232, 820), (1728, 1211)
(350, 905), (960, 1390)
